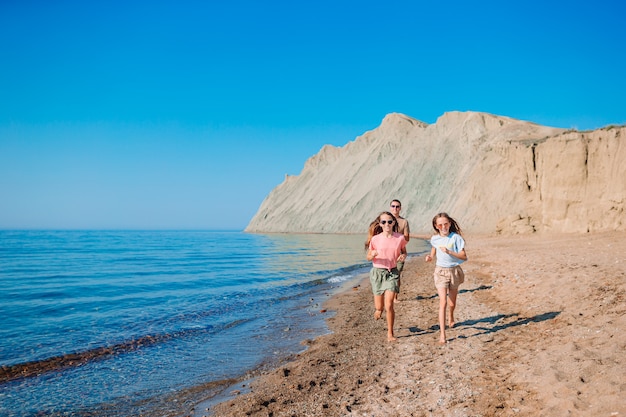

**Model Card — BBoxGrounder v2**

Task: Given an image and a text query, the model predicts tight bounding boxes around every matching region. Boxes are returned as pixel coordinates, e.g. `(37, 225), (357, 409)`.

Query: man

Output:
(390, 199), (410, 242)
(390, 199), (410, 302)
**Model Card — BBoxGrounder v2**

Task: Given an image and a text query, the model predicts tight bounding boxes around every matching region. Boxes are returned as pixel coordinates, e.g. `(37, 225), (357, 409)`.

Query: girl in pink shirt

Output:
(366, 212), (407, 342)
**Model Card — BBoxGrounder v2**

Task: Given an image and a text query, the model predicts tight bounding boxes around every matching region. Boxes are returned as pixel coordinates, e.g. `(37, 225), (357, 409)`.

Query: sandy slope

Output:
(206, 232), (625, 417)
(245, 112), (626, 235)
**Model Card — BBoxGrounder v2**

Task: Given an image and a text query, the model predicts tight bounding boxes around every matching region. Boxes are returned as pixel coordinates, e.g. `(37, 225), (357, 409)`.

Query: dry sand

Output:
(206, 232), (625, 416)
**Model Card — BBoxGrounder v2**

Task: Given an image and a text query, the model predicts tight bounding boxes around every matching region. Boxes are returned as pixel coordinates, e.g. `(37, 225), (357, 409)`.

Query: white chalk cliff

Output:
(245, 111), (625, 235)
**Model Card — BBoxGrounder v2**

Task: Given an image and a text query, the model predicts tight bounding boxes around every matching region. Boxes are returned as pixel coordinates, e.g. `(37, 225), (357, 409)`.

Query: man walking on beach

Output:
(390, 199), (410, 302)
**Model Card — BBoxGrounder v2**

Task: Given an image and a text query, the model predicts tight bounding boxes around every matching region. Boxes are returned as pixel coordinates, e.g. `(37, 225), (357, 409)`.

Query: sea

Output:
(0, 230), (429, 416)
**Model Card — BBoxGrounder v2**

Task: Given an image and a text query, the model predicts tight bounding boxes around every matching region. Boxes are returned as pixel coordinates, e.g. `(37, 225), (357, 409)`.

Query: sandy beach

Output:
(207, 232), (625, 417)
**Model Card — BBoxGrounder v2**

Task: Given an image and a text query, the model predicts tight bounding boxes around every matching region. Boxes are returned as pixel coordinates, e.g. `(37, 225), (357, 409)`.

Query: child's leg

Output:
(394, 263), (404, 302)
(373, 294), (384, 319)
(384, 290), (397, 341)
(447, 288), (459, 327)
(394, 276), (401, 302)
(436, 286), (448, 344)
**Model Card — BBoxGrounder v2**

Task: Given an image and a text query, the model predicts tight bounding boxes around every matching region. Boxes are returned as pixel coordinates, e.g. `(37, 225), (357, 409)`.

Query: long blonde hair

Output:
(364, 219), (382, 250)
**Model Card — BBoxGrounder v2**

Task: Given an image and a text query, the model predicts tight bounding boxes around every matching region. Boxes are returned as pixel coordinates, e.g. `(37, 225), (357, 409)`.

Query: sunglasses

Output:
(380, 220), (395, 225)
(390, 205), (401, 208)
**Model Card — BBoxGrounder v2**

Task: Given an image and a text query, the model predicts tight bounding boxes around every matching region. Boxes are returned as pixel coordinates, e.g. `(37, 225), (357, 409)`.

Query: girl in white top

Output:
(425, 212), (468, 344)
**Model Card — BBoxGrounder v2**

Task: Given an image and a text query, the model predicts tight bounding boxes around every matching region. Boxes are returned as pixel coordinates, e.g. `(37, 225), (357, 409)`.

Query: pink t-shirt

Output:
(369, 232), (407, 270)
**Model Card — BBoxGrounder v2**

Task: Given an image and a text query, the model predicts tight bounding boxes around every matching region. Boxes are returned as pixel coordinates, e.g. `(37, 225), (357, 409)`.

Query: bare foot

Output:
(394, 298), (400, 303)
(447, 312), (455, 328)
(438, 339), (447, 345)
(374, 310), (383, 320)
(388, 335), (398, 342)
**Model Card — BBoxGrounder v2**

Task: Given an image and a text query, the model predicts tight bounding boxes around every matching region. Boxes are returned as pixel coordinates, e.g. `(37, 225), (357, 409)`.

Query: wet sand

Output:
(206, 232), (625, 416)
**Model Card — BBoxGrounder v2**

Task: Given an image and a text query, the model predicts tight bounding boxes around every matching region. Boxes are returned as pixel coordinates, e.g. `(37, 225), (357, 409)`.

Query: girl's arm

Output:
(425, 247), (436, 262)
(455, 248), (468, 261)
(367, 248), (378, 261)
(440, 246), (468, 261)
(397, 246), (407, 262)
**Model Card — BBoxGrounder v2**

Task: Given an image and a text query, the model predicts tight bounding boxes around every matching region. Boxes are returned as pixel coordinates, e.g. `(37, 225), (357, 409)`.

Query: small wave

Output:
(0, 318), (252, 384)
(325, 262), (369, 284)
(0, 334), (181, 384)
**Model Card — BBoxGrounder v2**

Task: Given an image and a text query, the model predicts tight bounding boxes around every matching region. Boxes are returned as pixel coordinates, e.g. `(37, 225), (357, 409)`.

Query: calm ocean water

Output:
(0, 230), (428, 416)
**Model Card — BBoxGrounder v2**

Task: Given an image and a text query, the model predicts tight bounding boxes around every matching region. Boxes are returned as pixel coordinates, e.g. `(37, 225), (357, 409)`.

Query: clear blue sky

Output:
(1, 1), (625, 230)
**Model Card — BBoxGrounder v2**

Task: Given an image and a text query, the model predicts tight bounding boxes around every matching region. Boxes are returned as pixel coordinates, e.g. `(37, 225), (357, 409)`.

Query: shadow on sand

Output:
(406, 311), (561, 340)
(455, 311), (561, 339)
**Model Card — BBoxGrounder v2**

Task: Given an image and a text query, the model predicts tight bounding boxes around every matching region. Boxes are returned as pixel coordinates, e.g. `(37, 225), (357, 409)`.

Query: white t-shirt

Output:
(430, 232), (466, 267)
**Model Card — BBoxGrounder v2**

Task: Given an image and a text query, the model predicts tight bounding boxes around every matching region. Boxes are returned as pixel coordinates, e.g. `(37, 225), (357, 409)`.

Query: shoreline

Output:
(206, 232), (625, 416)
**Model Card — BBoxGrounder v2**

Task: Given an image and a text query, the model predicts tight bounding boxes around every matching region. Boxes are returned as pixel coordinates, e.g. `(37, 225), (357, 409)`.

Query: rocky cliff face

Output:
(245, 111), (625, 235)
